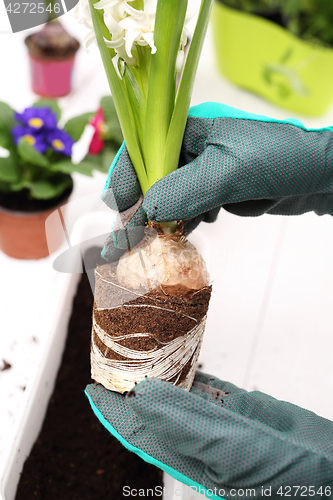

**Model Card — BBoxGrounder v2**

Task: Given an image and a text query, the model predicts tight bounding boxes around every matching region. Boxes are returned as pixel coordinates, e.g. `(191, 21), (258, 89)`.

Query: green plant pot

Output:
(211, 2), (333, 116)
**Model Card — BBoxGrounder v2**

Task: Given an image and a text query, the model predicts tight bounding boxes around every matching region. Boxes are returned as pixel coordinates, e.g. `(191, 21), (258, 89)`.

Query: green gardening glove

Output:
(85, 371), (333, 499)
(100, 141), (220, 262)
(100, 142), (147, 262)
(143, 102), (333, 222)
(101, 102), (333, 262)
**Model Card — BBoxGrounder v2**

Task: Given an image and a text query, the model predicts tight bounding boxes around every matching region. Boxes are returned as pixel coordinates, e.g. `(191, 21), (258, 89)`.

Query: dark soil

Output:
(257, 10), (285, 27)
(1, 359), (11, 371)
(0, 182), (72, 213)
(25, 22), (80, 61)
(15, 247), (163, 500)
(94, 262), (212, 349)
(92, 261), (212, 385)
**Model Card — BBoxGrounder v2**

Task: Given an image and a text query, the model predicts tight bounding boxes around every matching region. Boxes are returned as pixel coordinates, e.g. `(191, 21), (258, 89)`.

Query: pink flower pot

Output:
(25, 21), (79, 98)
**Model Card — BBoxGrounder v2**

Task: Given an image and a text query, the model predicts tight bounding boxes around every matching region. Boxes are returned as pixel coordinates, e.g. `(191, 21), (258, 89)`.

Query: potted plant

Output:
(25, 2), (80, 98)
(75, 0), (214, 393)
(0, 99), (110, 260)
(211, 0), (333, 116)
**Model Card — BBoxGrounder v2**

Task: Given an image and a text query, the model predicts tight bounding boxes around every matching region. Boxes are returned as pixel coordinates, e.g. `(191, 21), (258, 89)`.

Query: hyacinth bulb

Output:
(116, 230), (210, 296)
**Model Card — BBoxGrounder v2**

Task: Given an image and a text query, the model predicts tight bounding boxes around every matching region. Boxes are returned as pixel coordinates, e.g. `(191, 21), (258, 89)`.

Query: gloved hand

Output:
(85, 371), (333, 499)
(101, 102), (333, 261)
(100, 142), (147, 262)
(100, 141), (219, 262)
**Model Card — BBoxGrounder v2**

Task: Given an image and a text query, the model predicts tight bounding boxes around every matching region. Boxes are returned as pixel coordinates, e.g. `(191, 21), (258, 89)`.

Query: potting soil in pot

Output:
(15, 248), (163, 500)
(0, 185), (72, 212)
(25, 21), (79, 61)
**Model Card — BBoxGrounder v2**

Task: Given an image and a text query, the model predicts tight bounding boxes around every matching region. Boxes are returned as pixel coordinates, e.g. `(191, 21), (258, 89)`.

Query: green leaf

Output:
(81, 153), (102, 167)
(17, 138), (49, 168)
(0, 102), (15, 129)
(0, 156), (21, 183)
(134, 45), (151, 98)
(81, 144), (118, 174)
(103, 122), (123, 145)
(123, 65), (146, 146)
(100, 96), (117, 123)
(32, 99), (61, 121)
(10, 180), (28, 192)
(131, 0), (144, 8)
(164, 0), (214, 177)
(101, 145), (118, 172)
(29, 180), (61, 199)
(74, 161), (96, 176)
(0, 180), (11, 193)
(51, 160), (94, 177)
(63, 112), (95, 142)
(100, 96), (124, 144)
(28, 176), (71, 199)
(144, 0), (188, 186)
(0, 126), (15, 151)
(89, 0), (149, 194)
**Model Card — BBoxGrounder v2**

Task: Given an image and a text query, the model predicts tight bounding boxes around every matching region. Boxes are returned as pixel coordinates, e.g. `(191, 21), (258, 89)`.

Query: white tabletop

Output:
(1, 7), (333, 475)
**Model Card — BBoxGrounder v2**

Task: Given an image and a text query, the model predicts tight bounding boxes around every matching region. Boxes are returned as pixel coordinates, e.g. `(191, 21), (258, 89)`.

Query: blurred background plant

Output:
(219, 0), (333, 47)
(83, 96), (123, 173)
(24, 0), (80, 98)
(0, 97), (122, 204)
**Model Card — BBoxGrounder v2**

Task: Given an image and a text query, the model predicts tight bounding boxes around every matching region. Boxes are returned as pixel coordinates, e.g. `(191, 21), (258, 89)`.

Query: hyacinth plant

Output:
(75, 0), (215, 394)
(74, 0), (214, 293)
(74, 0), (213, 198)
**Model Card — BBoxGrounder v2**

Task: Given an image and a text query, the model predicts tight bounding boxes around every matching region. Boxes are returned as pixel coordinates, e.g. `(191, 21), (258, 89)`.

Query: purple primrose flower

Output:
(12, 106), (75, 157)
(46, 129), (74, 157)
(11, 125), (47, 154)
(15, 106), (57, 131)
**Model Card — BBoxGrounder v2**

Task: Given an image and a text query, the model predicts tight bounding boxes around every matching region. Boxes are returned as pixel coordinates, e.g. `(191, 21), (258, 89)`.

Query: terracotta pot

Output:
(0, 194), (71, 260)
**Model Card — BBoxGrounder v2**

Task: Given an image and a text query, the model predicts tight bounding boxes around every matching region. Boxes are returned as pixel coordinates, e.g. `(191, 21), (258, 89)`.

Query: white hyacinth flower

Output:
(73, 0), (93, 28)
(119, 16), (157, 58)
(74, 0), (189, 76)
(73, 0), (94, 51)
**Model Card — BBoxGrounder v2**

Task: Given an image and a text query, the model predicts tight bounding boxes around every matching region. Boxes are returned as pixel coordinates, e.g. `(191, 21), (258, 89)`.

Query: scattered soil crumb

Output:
(1, 360), (12, 371)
